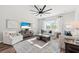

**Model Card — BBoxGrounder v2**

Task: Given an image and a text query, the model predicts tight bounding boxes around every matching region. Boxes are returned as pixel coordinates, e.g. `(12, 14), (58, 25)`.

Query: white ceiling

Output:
(0, 5), (79, 18)
(29, 5), (79, 18)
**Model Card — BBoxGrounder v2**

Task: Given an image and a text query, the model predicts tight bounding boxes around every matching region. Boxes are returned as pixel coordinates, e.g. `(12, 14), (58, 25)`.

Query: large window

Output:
(42, 20), (58, 32)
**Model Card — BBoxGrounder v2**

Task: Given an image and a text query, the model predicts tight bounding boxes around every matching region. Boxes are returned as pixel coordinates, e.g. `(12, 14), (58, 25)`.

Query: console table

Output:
(65, 42), (79, 53)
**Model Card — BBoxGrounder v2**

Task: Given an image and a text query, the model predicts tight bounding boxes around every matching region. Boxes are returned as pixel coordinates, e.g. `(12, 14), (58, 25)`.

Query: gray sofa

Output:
(19, 29), (33, 38)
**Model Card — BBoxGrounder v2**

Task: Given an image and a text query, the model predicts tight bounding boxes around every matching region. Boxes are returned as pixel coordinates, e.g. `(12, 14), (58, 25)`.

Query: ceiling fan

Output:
(30, 5), (52, 16)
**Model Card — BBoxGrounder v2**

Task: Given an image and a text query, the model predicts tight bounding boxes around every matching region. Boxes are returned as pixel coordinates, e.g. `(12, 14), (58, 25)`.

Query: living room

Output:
(0, 5), (79, 53)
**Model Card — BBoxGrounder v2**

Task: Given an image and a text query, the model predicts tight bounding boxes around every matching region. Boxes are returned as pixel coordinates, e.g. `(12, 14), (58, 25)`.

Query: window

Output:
(42, 20), (57, 32)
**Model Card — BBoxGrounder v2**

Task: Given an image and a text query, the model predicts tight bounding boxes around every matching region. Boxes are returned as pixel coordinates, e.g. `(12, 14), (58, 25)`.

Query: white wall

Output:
(75, 8), (79, 20)
(62, 11), (75, 24)
(0, 16), (3, 42)
(60, 11), (75, 34)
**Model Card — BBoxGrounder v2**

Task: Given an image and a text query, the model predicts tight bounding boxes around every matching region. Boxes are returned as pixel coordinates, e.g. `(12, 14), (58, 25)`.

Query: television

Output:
(64, 31), (72, 36)
(20, 22), (31, 29)
(20, 22), (30, 26)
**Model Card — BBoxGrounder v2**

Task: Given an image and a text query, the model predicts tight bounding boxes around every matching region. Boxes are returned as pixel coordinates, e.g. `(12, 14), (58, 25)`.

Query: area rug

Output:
(27, 37), (49, 49)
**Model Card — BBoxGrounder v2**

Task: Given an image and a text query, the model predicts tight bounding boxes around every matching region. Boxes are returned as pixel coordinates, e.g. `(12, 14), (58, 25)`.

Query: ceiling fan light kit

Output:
(30, 5), (52, 16)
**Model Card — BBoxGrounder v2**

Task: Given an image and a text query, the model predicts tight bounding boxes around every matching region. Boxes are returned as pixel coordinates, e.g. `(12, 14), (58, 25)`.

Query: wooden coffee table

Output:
(36, 34), (50, 42)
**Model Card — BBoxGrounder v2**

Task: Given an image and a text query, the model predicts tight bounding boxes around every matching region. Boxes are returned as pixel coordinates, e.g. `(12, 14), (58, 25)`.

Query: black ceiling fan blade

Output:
(31, 13), (38, 14)
(44, 12), (51, 14)
(43, 9), (52, 13)
(30, 10), (38, 12)
(35, 13), (39, 16)
(34, 5), (40, 11)
(40, 14), (42, 16)
(41, 5), (46, 11)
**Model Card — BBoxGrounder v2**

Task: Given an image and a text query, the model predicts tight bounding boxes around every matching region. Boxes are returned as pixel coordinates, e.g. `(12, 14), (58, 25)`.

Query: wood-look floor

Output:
(60, 48), (65, 53)
(0, 43), (16, 53)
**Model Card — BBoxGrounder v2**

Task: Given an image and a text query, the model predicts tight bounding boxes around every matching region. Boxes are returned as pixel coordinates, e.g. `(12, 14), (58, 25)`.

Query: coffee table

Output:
(36, 34), (50, 42)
